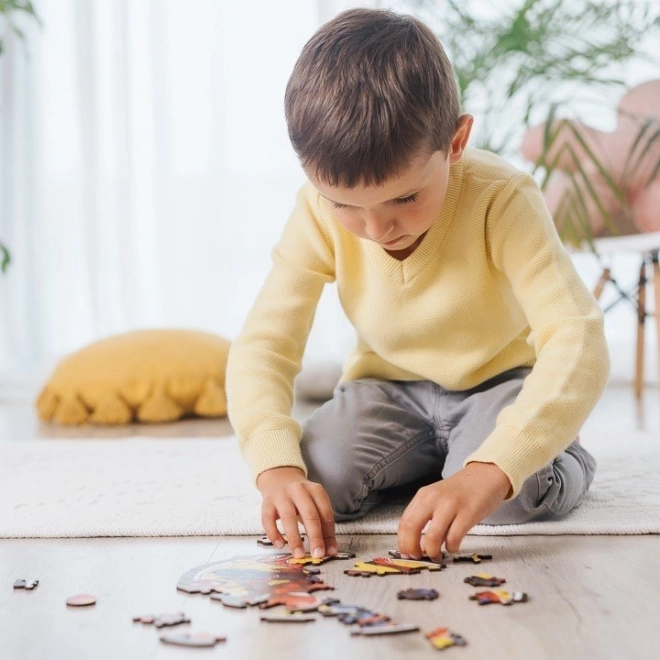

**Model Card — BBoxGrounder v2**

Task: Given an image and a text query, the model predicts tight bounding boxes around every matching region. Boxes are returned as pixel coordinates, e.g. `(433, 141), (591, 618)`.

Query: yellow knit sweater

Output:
(226, 149), (610, 497)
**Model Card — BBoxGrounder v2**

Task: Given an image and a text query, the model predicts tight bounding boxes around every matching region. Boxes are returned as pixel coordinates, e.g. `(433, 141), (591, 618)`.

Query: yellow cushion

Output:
(36, 329), (231, 426)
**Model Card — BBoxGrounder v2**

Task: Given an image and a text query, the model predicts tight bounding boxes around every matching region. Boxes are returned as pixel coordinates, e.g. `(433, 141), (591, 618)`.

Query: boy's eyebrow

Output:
(320, 187), (423, 207)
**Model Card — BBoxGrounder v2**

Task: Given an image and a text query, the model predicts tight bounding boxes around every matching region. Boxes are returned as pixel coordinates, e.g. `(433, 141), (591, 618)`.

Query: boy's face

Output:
(308, 115), (473, 259)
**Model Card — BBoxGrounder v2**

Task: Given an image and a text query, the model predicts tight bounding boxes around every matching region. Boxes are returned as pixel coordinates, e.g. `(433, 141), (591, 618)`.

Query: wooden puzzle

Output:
(397, 588), (440, 601)
(453, 553), (493, 564)
(66, 594), (96, 607)
(464, 573), (506, 587)
(469, 589), (528, 606)
(426, 626), (468, 650)
(133, 612), (191, 628)
(176, 553), (352, 609)
(345, 556), (446, 577)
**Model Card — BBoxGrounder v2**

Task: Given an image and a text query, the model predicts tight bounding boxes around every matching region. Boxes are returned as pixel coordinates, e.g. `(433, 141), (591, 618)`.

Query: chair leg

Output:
(652, 252), (660, 390)
(635, 257), (647, 399)
(592, 267), (611, 300)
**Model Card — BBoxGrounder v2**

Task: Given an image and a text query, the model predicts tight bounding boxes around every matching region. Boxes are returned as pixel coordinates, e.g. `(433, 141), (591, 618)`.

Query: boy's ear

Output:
(448, 114), (474, 164)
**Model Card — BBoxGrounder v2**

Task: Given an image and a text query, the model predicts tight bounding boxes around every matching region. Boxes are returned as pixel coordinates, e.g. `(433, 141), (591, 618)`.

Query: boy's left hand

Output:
(397, 462), (512, 559)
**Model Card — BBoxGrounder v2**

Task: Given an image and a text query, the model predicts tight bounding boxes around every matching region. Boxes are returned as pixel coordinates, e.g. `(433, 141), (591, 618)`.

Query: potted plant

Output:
(401, 0), (660, 245)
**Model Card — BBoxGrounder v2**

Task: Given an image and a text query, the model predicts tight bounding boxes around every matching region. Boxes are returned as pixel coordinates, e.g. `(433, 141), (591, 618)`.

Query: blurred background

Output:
(0, 0), (659, 393)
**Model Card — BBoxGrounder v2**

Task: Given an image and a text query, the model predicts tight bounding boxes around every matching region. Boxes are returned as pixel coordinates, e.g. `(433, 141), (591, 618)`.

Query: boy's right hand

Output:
(256, 466), (337, 560)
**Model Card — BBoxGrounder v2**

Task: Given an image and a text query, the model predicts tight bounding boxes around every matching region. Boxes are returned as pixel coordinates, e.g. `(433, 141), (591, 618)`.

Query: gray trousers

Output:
(300, 369), (596, 525)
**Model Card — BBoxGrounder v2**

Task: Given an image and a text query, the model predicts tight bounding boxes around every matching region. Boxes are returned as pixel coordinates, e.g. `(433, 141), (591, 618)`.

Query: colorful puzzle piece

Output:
(469, 589), (528, 606)
(287, 552), (355, 566)
(345, 556), (445, 577)
(464, 573), (506, 587)
(389, 550), (446, 563)
(453, 553), (493, 564)
(427, 627), (468, 650)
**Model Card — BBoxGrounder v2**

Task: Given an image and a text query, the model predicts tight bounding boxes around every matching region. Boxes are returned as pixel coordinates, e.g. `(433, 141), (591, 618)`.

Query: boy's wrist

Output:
(464, 461), (513, 500)
(257, 466), (307, 491)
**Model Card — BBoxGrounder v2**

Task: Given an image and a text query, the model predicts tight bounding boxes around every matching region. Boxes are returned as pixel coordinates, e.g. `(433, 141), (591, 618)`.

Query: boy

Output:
(226, 9), (609, 562)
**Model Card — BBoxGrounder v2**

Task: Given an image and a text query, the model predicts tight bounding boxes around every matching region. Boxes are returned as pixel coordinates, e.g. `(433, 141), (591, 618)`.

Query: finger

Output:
(276, 502), (305, 558)
(294, 491), (326, 559)
(397, 504), (431, 559)
(420, 512), (452, 560)
(261, 501), (285, 549)
(443, 515), (472, 554)
(309, 485), (337, 556)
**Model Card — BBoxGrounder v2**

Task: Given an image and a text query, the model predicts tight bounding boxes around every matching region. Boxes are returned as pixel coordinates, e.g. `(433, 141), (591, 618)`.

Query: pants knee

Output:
(483, 443), (597, 525)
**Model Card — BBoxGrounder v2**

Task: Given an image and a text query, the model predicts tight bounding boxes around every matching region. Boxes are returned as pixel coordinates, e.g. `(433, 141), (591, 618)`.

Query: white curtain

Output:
(0, 0), (376, 382)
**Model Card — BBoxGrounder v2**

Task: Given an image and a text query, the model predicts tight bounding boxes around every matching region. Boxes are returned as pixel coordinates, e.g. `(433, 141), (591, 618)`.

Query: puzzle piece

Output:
(464, 573), (506, 587)
(287, 552), (355, 566)
(177, 553), (339, 609)
(133, 612), (191, 628)
(160, 632), (226, 648)
(66, 594), (96, 607)
(350, 623), (419, 636)
(345, 557), (444, 577)
(469, 589), (528, 606)
(397, 588), (439, 601)
(13, 579), (39, 590)
(453, 553), (493, 564)
(257, 535), (306, 547)
(389, 550), (446, 563)
(426, 627), (468, 650)
(260, 612), (316, 623)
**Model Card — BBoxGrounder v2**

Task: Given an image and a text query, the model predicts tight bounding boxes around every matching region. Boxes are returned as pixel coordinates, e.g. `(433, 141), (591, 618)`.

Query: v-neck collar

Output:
(363, 159), (464, 285)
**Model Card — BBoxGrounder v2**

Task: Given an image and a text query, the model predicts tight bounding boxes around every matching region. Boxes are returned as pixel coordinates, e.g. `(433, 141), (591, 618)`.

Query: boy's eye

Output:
(394, 193), (419, 205)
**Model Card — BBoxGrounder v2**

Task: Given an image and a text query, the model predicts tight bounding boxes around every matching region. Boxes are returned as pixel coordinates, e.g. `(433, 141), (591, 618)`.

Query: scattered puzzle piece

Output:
(389, 550), (446, 563)
(66, 594), (96, 607)
(133, 612), (191, 628)
(397, 588), (439, 601)
(464, 574), (506, 587)
(469, 589), (528, 606)
(345, 557), (445, 577)
(160, 632), (226, 648)
(453, 553), (493, 564)
(257, 535), (306, 547)
(350, 623), (419, 636)
(287, 552), (355, 566)
(260, 612), (316, 623)
(427, 627), (468, 650)
(13, 579), (39, 590)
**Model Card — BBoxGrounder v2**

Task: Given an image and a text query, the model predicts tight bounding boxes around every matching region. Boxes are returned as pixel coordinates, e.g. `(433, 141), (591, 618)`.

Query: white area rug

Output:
(1, 433), (659, 538)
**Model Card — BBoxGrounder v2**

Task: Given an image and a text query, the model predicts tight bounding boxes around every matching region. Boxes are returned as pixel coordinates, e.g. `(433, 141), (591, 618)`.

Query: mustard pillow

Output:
(36, 329), (230, 426)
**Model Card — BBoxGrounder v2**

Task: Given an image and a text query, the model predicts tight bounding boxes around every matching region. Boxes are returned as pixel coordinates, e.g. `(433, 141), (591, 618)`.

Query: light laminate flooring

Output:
(1, 384), (659, 660)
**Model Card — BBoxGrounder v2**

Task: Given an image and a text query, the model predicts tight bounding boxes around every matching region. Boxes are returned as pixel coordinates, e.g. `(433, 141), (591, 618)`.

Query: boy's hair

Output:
(285, 8), (461, 188)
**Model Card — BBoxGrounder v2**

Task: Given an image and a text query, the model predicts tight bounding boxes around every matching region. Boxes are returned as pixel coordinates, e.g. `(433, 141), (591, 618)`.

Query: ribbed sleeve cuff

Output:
(464, 425), (557, 500)
(242, 430), (308, 485)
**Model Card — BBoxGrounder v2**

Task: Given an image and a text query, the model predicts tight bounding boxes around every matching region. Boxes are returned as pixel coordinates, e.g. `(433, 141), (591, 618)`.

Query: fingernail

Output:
(274, 539), (284, 549)
(327, 544), (338, 556)
(312, 547), (323, 559)
(294, 547), (304, 558)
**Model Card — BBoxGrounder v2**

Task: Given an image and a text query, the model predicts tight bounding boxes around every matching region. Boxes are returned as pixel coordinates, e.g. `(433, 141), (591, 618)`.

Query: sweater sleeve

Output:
(226, 185), (336, 483)
(465, 174), (610, 497)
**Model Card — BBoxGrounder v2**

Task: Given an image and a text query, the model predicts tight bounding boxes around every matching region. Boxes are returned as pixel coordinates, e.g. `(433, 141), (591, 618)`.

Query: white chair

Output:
(587, 231), (660, 398)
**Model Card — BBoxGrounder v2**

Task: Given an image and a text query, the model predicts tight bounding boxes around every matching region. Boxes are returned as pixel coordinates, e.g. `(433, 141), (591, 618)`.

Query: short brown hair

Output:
(285, 8), (461, 188)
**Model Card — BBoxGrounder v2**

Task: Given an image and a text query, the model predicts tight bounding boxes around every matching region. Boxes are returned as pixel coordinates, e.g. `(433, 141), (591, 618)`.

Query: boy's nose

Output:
(363, 213), (394, 242)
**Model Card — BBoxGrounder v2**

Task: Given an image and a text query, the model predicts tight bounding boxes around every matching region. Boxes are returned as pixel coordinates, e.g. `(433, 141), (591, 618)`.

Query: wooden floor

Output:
(1, 384), (659, 660)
